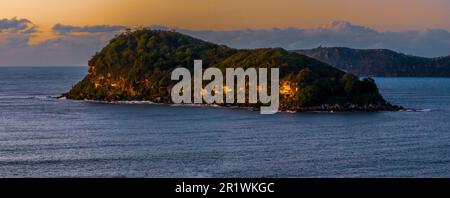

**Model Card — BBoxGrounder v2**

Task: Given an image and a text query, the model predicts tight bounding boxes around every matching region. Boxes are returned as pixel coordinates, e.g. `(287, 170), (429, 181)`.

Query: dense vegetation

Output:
(295, 47), (450, 77)
(65, 30), (401, 111)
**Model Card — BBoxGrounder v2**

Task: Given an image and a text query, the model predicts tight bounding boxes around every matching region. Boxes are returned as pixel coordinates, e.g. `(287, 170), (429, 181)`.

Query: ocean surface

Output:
(0, 67), (449, 178)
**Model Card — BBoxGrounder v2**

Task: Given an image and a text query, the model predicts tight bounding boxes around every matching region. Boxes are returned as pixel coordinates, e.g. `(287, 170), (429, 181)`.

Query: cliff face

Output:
(295, 47), (450, 77)
(64, 30), (401, 112)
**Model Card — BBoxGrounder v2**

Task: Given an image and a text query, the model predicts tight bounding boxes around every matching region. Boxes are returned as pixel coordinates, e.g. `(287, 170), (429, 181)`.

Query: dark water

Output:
(0, 67), (449, 178)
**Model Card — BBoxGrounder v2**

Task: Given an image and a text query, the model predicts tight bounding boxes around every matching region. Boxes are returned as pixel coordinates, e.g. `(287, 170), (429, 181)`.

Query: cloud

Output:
(0, 17), (37, 34)
(52, 24), (127, 35)
(0, 17), (37, 58)
(2, 19), (450, 66)
(320, 21), (379, 35)
(0, 34), (116, 66)
(0, 21), (121, 66)
(154, 21), (450, 57)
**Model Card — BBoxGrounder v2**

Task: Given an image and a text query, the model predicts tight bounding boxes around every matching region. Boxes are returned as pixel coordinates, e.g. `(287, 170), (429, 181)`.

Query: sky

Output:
(1, 0), (450, 66)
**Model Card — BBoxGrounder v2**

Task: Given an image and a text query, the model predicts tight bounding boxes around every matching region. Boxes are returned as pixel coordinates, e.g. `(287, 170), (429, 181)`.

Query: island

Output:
(64, 29), (402, 112)
(295, 47), (450, 77)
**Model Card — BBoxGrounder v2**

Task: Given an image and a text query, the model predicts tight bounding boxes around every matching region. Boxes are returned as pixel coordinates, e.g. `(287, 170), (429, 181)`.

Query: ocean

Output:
(0, 67), (449, 178)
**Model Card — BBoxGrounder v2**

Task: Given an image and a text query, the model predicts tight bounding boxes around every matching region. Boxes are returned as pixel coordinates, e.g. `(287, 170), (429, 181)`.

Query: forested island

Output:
(295, 47), (450, 77)
(64, 30), (402, 112)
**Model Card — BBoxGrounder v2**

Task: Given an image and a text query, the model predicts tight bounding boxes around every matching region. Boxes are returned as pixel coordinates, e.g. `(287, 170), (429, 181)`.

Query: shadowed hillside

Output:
(295, 47), (450, 77)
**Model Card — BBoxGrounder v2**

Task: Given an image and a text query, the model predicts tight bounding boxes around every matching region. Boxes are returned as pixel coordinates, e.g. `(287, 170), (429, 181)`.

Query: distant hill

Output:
(294, 47), (450, 77)
(64, 30), (401, 112)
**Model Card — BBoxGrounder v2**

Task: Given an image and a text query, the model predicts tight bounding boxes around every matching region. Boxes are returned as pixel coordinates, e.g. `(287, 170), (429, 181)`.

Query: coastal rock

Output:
(64, 29), (402, 112)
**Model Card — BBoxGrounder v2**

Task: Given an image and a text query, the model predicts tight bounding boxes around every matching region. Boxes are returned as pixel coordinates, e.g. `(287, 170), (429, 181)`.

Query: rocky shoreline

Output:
(294, 103), (404, 112)
(59, 95), (404, 113)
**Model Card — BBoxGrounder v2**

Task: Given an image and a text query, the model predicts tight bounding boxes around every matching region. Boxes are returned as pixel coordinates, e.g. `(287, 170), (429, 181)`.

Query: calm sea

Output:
(0, 67), (449, 178)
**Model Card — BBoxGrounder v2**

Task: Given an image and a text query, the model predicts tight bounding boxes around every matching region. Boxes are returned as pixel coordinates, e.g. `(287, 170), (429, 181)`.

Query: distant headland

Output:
(295, 47), (450, 77)
(63, 29), (402, 112)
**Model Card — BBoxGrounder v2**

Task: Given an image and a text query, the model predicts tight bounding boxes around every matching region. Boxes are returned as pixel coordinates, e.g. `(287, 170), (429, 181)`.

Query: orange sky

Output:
(1, 0), (450, 41)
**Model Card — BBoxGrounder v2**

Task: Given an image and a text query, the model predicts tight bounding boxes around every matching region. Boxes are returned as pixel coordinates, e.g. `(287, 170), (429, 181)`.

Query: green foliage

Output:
(66, 29), (391, 111)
